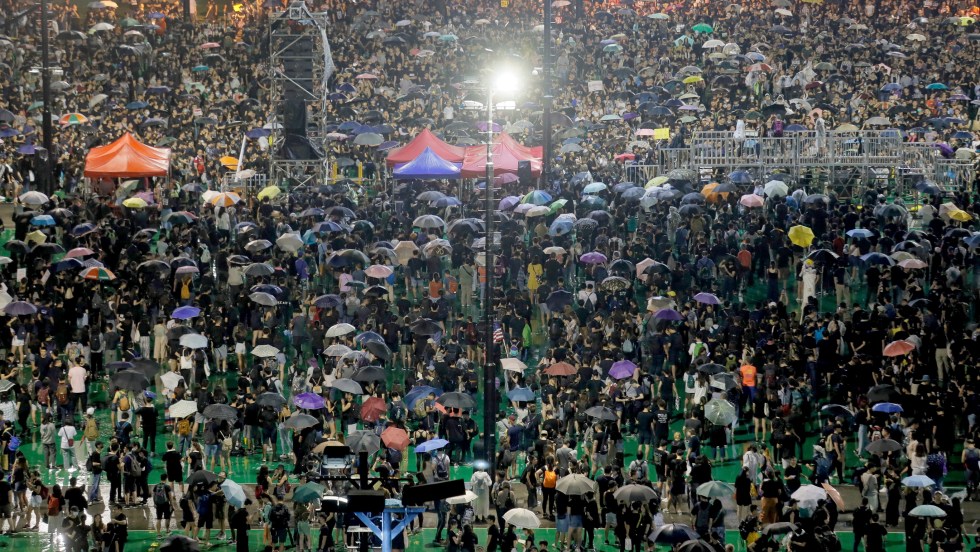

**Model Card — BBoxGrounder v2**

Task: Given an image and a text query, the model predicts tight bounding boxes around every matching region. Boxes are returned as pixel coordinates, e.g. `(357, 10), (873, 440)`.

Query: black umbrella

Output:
(365, 340), (391, 360)
(411, 318), (442, 336)
(352, 366), (386, 383)
(255, 392), (287, 409)
(105, 361), (133, 373)
(203, 404), (238, 422)
(865, 438), (902, 454)
(696, 363), (725, 375)
(545, 289), (574, 311)
(185, 469), (218, 488)
(649, 523), (699, 544)
(313, 294), (343, 308)
(436, 392), (476, 409)
(112, 370), (150, 391)
(131, 358), (159, 379)
(867, 384), (899, 403)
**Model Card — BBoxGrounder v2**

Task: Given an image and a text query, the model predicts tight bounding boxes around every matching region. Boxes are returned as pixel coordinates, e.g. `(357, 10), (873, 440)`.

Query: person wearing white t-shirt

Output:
(58, 420), (79, 471)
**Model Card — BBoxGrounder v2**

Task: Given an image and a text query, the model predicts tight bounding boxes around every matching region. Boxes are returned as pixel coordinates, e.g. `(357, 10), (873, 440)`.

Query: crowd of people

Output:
(0, 0), (979, 551)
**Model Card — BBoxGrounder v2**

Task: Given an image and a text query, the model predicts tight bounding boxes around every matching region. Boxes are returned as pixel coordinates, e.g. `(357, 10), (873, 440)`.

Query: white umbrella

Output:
(160, 372), (184, 390)
(325, 344), (353, 357)
(252, 345), (280, 358)
(169, 400), (198, 419)
(19, 191), (49, 205)
(179, 333), (208, 349)
(500, 358), (527, 373)
(276, 233), (304, 253)
(555, 473), (598, 496)
(791, 484), (827, 503)
(326, 323), (356, 338)
(413, 214), (446, 229)
(446, 490), (478, 504)
(221, 479), (247, 508)
(764, 180), (789, 197)
(503, 508), (540, 529)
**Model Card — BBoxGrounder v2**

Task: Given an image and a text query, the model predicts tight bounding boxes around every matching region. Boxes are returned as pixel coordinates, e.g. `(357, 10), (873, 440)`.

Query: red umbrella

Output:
(381, 427), (410, 450)
(544, 362), (576, 376)
(614, 153), (636, 161)
(360, 397), (387, 422)
(883, 340), (915, 357)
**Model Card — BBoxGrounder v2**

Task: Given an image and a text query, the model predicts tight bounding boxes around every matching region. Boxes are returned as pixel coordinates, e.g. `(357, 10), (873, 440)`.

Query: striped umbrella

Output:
(80, 266), (116, 281)
(59, 113), (89, 126)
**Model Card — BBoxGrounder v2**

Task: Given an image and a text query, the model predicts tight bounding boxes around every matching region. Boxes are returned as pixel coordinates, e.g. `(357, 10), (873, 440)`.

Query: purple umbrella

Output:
(17, 144), (35, 155)
(293, 392), (326, 410)
(475, 121), (503, 133)
(499, 196), (521, 211)
(580, 251), (608, 264)
(693, 292), (721, 305)
(609, 360), (637, 379)
(654, 308), (684, 321)
(171, 306), (201, 320)
(377, 140), (400, 151)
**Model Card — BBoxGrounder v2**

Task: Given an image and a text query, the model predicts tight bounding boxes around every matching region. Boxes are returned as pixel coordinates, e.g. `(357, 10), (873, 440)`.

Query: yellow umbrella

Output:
(949, 209), (973, 222)
(26, 230), (47, 245)
(219, 156), (239, 170)
(122, 197), (148, 208)
(788, 225), (815, 247)
(956, 16), (975, 26)
(646, 176), (669, 188)
(210, 191), (242, 207)
(257, 185), (282, 200)
(682, 75), (704, 84)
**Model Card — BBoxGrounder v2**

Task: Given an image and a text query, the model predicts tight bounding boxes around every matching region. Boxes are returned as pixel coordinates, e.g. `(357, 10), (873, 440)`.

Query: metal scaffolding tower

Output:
(268, 1), (334, 187)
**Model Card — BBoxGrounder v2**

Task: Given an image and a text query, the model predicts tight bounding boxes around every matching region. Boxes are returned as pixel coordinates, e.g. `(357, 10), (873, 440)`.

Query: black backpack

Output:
(269, 503), (290, 527)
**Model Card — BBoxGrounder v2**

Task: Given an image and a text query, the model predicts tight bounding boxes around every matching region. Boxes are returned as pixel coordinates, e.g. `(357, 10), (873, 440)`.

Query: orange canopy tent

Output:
(83, 133), (171, 178)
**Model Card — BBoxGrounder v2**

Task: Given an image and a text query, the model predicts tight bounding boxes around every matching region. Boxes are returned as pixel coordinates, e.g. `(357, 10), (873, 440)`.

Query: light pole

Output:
(482, 71), (518, 477)
(39, 0), (54, 196)
(542, 0), (553, 187)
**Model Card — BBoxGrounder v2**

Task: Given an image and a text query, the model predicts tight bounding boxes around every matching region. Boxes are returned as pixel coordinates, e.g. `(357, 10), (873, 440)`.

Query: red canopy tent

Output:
(83, 133), (171, 178)
(460, 133), (542, 177)
(385, 128), (465, 167)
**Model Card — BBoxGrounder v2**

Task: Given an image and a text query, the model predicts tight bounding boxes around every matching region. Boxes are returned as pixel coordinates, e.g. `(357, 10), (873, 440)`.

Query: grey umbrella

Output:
(283, 413), (319, 430)
(352, 366), (387, 383)
(244, 263), (275, 277)
(365, 340), (391, 360)
(256, 392), (287, 409)
(437, 392), (476, 409)
(585, 406), (618, 421)
(203, 404), (238, 422)
(614, 484), (659, 503)
(332, 378), (364, 395)
(347, 430), (382, 454)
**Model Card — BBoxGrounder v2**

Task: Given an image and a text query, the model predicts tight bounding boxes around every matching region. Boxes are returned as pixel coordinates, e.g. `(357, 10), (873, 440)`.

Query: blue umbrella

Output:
(880, 83), (902, 92)
(147, 11), (167, 19)
(171, 306), (201, 320)
(415, 438), (449, 453)
(549, 219), (573, 236)
(507, 387), (536, 402)
(0, 127), (19, 138)
(499, 196), (521, 211)
(432, 196), (462, 208)
(871, 402), (903, 414)
(71, 223), (97, 236)
(621, 187), (646, 200)
(17, 144), (35, 155)
(52, 258), (84, 273)
(314, 221), (347, 233)
(846, 228), (874, 239)
(861, 252), (895, 266)
(728, 170), (753, 184)
(30, 215), (56, 226)
(404, 386), (441, 409)
(146, 86), (171, 94)
(963, 233), (980, 249)
(582, 182), (608, 194)
(246, 128), (271, 139)
(126, 101), (149, 110)
(612, 182), (636, 193)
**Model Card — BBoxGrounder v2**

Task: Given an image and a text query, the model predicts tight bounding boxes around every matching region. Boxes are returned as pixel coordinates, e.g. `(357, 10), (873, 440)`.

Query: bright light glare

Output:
(494, 71), (520, 92)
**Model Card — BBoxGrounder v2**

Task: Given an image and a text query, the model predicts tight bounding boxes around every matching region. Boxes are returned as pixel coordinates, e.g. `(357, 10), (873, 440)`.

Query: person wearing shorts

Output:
(155, 475), (175, 537)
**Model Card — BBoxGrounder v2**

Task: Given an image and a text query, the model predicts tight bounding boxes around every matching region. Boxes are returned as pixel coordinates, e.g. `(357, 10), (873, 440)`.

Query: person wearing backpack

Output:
(493, 481), (516, 533)
(115, 412), (133, 447)
(112, 388), (132, 427)
(82, 408), (99, 456)
(87, 441), (104, 504)
(268, 498), (291, 552)
(46, 484), (65, 544)
(122, 444), (142, 506)
(538, 457), (558, 520)
(55, 377), (72, 422)
(175, 415), (193, 455)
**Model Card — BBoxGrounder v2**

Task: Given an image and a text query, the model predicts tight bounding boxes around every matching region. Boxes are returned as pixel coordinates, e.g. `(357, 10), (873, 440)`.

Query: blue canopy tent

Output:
(392, 146), (461, 180)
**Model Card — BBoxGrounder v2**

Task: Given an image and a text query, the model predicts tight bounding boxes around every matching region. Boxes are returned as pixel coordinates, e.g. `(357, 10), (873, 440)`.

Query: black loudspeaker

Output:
(347, 490), (385, 514)
(517, 160), (532, 185)
(323, 445), (352, 458)
(283, 98), (308, 134)
(401, 480), (466, 506)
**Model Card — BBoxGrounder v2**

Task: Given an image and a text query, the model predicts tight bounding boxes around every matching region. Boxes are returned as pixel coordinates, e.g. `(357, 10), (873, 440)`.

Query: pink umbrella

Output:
(821, 482), (845, 510)
(356, 73), (379, 80)
(883, 339), (915, 357)
(65, 247), (95, 258)
(636, 128), (656, 136)
(740, 194), (764, 208)
(898, 258), (927, 269)
(365, 264), (393, 279)
(200, 42), (220, 49)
